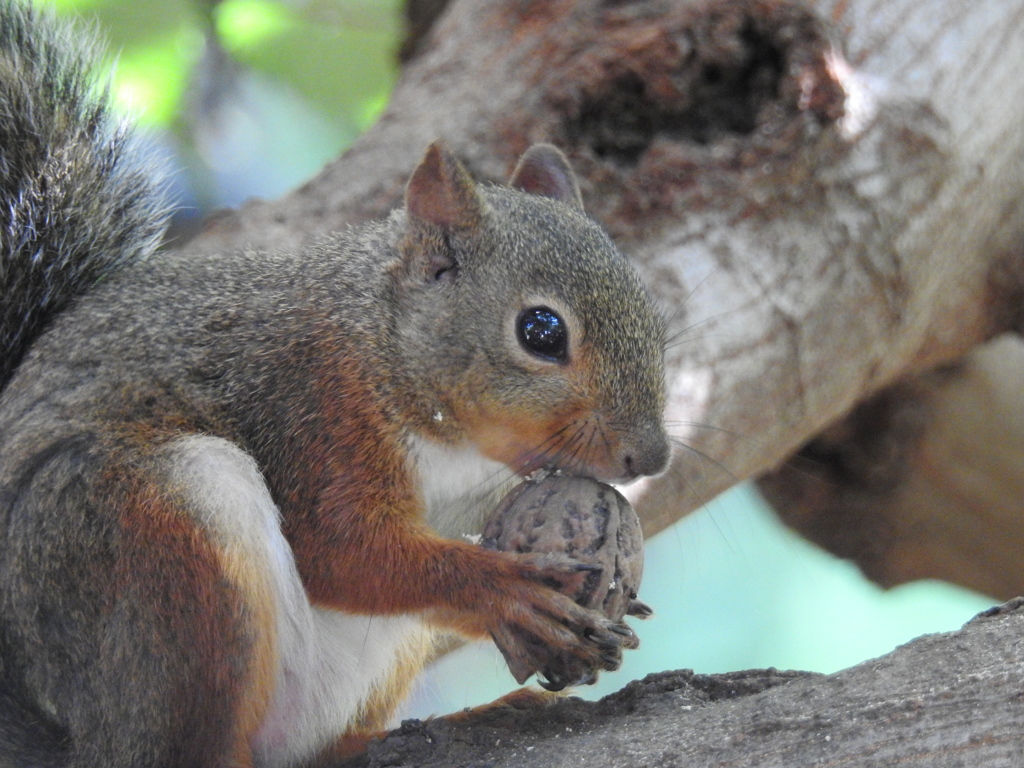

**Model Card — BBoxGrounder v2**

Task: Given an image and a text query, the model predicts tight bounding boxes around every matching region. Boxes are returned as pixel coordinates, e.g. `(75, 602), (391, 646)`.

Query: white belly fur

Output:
(254, 609), (430, 767)
(163, 434), (510, 767)
(408, 436), (516, 539)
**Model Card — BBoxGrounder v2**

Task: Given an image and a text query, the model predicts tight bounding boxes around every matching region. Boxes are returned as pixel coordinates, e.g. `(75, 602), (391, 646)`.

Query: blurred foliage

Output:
(43, 0), (402, 211)
(46, 0), (399, 128)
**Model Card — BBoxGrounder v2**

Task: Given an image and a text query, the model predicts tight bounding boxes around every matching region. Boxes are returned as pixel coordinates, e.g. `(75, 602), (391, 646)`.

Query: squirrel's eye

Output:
(517, 307), (568, 362)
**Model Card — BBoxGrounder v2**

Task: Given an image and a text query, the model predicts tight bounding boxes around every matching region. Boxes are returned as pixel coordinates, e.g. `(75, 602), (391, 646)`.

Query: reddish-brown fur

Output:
(274, 352), (576, 630)
(102, 461), (271, 766)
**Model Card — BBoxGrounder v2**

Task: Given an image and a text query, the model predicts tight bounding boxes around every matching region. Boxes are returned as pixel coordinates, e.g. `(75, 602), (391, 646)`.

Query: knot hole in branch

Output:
(562, 0), (842, 166)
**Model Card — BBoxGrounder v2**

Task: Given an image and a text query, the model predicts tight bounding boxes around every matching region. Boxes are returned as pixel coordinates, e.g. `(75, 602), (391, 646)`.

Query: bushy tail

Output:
(0, 0), (169, 390)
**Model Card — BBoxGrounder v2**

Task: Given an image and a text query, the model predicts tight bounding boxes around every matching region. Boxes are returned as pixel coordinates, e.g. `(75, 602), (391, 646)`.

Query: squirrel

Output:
(0, 1), (670, 766)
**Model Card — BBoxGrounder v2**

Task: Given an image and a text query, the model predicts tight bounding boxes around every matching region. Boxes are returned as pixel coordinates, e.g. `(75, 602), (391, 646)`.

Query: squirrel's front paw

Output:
(480, 475), (648, 690)
(486, 556), (639, 689)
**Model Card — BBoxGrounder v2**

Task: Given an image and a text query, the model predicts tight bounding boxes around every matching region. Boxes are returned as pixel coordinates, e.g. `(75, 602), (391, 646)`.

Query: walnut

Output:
(482, 474), (651, 690)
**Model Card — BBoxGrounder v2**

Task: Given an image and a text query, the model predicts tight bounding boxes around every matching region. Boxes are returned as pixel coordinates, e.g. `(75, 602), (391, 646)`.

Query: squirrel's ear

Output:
(405, 141), (483, 231)
(508, 144), (584, 210)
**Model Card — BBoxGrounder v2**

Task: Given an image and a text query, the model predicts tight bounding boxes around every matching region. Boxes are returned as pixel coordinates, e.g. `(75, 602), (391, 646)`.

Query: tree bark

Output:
(184, 0), (1024, 588)
(338, 600), (1024, 767)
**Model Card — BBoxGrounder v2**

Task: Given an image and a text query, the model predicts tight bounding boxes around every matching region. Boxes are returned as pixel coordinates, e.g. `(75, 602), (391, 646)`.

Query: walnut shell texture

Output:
(481, 474), (650, 689)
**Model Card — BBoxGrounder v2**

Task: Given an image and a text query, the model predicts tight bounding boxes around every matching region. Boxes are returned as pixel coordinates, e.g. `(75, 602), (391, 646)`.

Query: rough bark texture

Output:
(183, 0), (1024, 594)
(337, 600), (1024, 767)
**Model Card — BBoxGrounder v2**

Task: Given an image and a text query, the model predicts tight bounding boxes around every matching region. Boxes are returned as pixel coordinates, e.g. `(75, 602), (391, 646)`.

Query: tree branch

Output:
(339, 600), (1024, 767)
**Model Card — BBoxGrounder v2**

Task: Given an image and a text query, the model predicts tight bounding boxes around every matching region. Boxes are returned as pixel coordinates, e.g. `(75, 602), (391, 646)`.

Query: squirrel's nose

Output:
(619, 426), (671, 481)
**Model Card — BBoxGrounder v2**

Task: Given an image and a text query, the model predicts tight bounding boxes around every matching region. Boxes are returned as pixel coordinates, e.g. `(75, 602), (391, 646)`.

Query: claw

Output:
(538, 674), (568, 692)
(610, 623), (639, 649)
(482, 551), (645, 690)
(599, 652), (622, 670)
(593, 634), (625, 652)
(538, 657), (599, 691)
(626, 599), (654, 618)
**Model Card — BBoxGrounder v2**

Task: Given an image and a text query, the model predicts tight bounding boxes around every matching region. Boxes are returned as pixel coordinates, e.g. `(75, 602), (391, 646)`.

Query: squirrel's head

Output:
(391, 142), (669, 484)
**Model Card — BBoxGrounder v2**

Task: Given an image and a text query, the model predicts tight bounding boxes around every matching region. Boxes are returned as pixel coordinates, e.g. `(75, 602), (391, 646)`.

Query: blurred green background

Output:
(41, 0), (994, 722)
(45, 0), (402, 218)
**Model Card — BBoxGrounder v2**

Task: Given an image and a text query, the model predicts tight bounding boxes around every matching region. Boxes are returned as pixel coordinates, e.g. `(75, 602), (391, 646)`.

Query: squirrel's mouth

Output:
(521, 435), (670, 485)
(464, 408), (668, 485)
(510, 447), (643, 486)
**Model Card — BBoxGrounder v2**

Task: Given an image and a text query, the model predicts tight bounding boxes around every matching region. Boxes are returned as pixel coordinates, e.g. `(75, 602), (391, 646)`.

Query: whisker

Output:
(668, 437), (742, 486)
(548, 421), (589, 473)
(666, 421), (831, 485)
(653, 458), (721, 538)
(663, 310), (741, 350)
(579, 423), (601, 474)
(418, 422), (584, 518)
(660, 268), (719, 328)
(665, 420), (766, 449)
(597, 421), (614, 461)
(657, 459), (750, 563)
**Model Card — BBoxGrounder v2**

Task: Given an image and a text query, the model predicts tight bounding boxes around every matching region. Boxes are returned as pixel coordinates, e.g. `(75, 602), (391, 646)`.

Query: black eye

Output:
(517, 307), (568, 362)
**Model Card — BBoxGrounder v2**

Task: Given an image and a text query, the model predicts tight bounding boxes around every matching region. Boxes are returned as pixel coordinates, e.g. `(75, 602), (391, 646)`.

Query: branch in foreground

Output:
(341, 599), (1024, 767)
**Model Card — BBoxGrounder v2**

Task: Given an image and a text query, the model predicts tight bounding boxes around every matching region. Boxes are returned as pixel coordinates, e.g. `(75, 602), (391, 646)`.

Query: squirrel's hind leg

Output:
(0, 433), (275, 767)
(161, 435), (424, 768)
